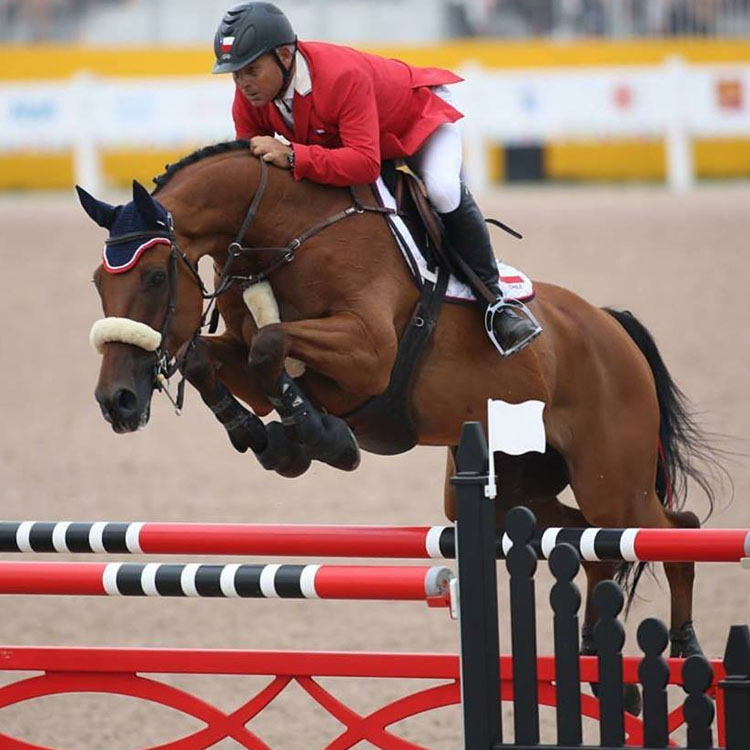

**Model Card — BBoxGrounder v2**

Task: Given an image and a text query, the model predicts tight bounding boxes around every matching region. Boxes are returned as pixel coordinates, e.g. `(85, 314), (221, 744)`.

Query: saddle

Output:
(383, 162), (448, 273)
(374, 162), (530, 304)
(374, 161), (476, 297)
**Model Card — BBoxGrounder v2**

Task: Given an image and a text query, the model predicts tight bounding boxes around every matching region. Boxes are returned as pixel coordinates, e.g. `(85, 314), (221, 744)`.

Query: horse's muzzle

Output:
(97, 387), (152, 433)
(95, 344), (157, 433)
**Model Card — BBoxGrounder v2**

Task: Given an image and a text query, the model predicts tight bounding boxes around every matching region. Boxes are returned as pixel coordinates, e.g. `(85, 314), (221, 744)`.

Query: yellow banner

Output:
(2, 38), (750, 80)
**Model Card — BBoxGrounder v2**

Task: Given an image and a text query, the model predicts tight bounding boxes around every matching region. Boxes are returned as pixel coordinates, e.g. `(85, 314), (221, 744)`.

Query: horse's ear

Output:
(132, 180), (164, 227)
(76, 185), (118, 229)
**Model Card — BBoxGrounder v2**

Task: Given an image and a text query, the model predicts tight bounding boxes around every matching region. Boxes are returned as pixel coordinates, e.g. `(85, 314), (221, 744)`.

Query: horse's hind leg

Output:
(583, 495), (704, 657)
(573, 454), (705, 658)
(533, 498), (645, 717)
(663, 508), (703, 657)
(499, 496), (615, 645)
(579, 503), (704, 658)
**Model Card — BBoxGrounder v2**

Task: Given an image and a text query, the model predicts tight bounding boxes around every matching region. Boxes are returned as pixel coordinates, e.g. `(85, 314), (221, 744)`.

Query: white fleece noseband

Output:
(91, 286), (305, 379)
(90, 317), (162, 354)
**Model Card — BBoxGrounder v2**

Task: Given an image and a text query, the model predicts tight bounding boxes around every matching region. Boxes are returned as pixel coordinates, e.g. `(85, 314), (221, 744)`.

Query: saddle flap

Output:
(372, 171), (534, 305)
(395, 161), (448, 261)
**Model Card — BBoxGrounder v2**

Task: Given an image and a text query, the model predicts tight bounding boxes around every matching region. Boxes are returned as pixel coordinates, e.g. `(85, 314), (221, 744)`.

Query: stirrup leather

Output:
(484, 298), (542, 357)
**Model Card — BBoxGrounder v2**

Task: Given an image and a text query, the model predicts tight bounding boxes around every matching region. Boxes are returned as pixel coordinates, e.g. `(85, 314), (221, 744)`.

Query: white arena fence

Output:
(1, 57), (748, 193)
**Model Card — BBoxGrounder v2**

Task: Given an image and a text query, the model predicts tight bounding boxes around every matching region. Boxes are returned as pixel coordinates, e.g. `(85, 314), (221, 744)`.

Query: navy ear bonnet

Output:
(76, 181), (173, 275)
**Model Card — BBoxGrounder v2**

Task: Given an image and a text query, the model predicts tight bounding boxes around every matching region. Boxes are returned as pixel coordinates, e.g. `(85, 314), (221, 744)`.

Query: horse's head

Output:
(79, 181), (204, 433)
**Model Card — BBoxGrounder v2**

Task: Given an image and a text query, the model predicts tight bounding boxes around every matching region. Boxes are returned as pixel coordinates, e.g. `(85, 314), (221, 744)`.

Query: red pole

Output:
(313, 565), (452, 600)
(139, 523), (442, 558)
(0, 562), (105, 595)
(633, 528), (749, 562)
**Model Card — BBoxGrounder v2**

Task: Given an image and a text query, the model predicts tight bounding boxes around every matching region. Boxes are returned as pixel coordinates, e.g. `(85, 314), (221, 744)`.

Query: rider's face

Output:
(233, 47), (293, 107)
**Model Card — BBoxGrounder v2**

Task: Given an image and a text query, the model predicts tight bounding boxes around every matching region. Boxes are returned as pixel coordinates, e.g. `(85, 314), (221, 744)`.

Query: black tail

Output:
(604, 307), (725, 612)
(605, 307), (720, 512)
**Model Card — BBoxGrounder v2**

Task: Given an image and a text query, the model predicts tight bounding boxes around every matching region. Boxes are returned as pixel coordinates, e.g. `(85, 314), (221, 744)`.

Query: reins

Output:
(105, 155), (398, 413)
(217, 157), (398, 289)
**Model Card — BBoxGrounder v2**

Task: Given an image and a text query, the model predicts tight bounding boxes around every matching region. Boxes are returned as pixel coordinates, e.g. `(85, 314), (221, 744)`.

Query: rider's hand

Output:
(250, 136), (292, 169)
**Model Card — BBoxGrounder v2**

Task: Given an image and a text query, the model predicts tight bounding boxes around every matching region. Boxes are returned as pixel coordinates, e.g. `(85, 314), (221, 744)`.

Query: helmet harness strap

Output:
(272, 41), (296, 97)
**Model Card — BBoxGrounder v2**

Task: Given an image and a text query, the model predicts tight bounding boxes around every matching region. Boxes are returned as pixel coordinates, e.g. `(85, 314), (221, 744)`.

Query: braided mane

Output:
(152, 140), (250, 194)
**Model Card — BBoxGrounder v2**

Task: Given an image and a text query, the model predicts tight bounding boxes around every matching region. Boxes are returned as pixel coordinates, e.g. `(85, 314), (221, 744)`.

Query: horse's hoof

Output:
(303, 414), (361, 471)
(321, 415), (361, 471)
(623, 683), (642, 717)
(228, 414), (268, 454)
(587, 680), (642, 717)
(293, 413), (360, 471)
(256, 422), (311, 478)
(669, 621), (704, 658)
(581, 626), (641, 715)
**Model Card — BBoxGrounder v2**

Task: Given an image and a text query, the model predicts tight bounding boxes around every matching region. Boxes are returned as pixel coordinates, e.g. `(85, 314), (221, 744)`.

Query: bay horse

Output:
(79, 141), (719, 673)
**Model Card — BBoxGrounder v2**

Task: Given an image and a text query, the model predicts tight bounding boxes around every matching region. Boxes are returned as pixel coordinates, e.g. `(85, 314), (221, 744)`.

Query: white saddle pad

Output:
(374, 177), (534, 303)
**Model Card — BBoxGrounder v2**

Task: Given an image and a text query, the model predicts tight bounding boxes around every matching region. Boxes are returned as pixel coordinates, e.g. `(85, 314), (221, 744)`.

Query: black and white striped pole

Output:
(0, 561), (453, 602)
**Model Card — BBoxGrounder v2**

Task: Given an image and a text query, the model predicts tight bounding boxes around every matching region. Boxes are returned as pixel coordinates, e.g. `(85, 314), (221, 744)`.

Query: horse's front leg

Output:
(249, 312), (397, 471)
(179, 335), (269, 454)
(180, 335), (313, 478)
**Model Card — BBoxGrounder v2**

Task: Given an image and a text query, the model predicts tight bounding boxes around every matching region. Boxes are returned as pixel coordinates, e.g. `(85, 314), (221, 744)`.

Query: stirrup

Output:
(484, 298), (542, 357)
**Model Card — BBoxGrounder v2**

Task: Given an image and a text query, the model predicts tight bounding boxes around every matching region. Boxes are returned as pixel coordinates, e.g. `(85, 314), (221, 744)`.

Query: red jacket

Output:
(232, 40), (463, 186)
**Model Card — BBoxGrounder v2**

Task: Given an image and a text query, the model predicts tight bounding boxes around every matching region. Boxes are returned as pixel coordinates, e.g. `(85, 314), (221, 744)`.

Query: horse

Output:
(78, 140), (720, 677)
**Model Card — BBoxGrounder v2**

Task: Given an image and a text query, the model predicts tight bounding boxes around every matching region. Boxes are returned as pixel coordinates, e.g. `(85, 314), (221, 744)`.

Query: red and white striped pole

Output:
(0, 561), (454, 603)
(0, 521), (747, 563)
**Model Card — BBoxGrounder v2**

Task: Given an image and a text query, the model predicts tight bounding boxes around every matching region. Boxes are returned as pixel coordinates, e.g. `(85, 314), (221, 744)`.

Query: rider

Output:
(212, 1), (541, 356)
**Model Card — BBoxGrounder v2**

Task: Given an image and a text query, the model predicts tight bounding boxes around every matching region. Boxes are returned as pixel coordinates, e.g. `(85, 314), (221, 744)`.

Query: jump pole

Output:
(0, 561), (454, 603)
(1, 521), (747, 563)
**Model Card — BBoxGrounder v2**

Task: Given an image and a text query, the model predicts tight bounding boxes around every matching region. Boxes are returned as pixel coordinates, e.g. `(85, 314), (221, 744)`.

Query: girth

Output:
(342, 166), (451, 455)
(344, 266), (449, 455)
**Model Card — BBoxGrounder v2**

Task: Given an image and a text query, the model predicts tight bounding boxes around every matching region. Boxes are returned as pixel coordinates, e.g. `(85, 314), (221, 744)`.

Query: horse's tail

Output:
(603, 307), (724, 612)
(604, 307), (719, 513)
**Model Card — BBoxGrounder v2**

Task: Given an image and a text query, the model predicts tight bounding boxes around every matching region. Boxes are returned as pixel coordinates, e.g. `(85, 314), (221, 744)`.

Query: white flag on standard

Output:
(485, 399), (546, 498)
(487, 399), (546, 455)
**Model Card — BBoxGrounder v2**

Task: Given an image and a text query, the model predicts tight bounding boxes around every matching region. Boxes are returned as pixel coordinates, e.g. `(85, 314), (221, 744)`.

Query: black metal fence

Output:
(453, 421), (750, 750)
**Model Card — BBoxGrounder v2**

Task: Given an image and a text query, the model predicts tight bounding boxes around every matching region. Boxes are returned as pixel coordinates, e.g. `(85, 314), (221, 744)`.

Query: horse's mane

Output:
(152, 140), (250, 194)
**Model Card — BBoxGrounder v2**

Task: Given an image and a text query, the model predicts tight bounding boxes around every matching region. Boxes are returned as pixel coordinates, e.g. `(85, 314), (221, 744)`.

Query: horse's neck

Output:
(163, 154), (400, 283)
(163, 156), (335, 248)
(252, 170), (360, 244)
(160, 155), (269, 264)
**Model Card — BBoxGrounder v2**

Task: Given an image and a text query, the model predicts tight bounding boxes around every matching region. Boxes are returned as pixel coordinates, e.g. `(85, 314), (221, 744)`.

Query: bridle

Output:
(100, 156), (397, 412)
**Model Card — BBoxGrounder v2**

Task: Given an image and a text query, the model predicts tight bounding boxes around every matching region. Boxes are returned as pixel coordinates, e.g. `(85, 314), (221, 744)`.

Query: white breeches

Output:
(407, 87), (463, 214)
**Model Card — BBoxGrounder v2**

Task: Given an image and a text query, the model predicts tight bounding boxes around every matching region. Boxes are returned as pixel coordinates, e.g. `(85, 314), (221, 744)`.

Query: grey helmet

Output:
(212, 2), (296, 75)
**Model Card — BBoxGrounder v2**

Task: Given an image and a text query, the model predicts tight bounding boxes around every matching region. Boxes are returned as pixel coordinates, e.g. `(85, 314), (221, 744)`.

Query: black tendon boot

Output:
(440, 185), (541, 356)
(267, 373), (361, 471)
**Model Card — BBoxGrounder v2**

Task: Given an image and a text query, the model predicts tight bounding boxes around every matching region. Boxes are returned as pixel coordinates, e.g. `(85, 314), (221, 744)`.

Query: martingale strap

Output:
(343, 265), (450, 455)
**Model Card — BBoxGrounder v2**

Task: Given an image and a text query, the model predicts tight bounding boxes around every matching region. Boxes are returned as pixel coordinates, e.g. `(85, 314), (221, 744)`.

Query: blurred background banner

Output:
(1, 0), (749, 191)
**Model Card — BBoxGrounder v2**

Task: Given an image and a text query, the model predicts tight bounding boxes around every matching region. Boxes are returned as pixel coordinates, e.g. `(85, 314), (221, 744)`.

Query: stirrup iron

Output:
(484, 298), (542, 357)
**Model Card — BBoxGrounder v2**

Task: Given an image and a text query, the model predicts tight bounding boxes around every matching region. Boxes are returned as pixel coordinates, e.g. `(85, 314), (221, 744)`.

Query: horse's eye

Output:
(144, 269), (167, 289)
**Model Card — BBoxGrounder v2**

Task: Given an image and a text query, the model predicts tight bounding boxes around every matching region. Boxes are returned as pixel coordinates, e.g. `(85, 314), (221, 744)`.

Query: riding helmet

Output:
(212, 2), (296, 74)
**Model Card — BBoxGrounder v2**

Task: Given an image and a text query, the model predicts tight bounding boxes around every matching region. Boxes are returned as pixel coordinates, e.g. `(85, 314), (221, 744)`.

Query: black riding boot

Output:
(440, 185), (541, 356)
